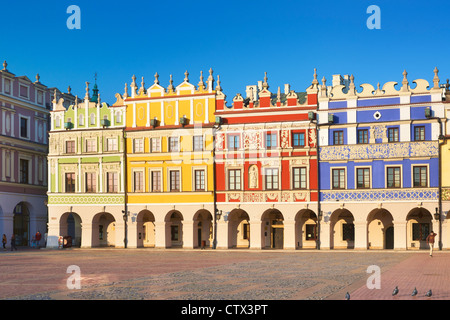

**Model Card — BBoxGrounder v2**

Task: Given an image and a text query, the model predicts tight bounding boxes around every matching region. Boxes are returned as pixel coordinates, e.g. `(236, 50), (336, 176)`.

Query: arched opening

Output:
(92, 212), (116, 247)
(136, 210), (155, 248)
(13, 202), (30, 246)
(261, 209), (284, 249)
(330, 208), (354, 249)
(295, 209), (318, 249)
(407, 207), (433, 250)
(166, 210), (183, 248)
(193, 210), (213, 249)
(60, 212), (82, 247)
(227, 209), (250, 248)
(367, 208), (394, 250)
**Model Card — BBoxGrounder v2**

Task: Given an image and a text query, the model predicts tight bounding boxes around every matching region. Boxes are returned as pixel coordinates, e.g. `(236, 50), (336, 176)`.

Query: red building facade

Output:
(214, 71), (319, 249)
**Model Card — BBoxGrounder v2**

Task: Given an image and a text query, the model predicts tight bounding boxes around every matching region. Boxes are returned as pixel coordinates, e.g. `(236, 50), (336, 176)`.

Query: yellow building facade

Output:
(119, 70), (220, 248)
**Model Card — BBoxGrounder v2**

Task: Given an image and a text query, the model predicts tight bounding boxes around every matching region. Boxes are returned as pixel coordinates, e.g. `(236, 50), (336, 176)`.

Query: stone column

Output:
(154, 221), (169, 248)
(182, 220), (194, 249)
(216, 220), (228, 249)
(394, 221), (407, 250)
(249, 220), (263, 249)
(354, 221), (368, 250)
(283, 220), (296, 250)
(318, 220), (331, 250)
(80, 222), (93, 248)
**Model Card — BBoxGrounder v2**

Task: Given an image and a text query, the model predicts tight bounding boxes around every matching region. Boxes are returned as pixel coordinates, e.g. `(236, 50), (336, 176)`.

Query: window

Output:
(19, 85), (28, 98)
(356, 168), (370, 189)
(116, 111), (122, 123)
(85, 172), (96, 193)
(388, 127), (399, 142)
(65, 172), (76, 192)
(332, 169), (345, 189)
(19, 159), (29, 184)
(107, 138), (118, 152)
(342, 223), (355, 241)
(305, 224), (317, 241)
(79, 114), (84, 126)
(228, 134), (240, 150)
(333, 131), (344, 145)
(266, 132), (277, 149)
(134, 171), (144, 192)
(243, 223), (250, 240)
(194, 169), (205, 191)
(292, 132), (305, 148)
(228, 169), (241, 190)
(387, 167), (401, 188)
(358, 129), (368, 144)
(134, 139), (144, 153)
(66, 140), (76, 154)
(193, 136), (203, 151)
(265, 168), (279, 190)
(169, 137), (179, 152)
(151, 171), (161, 192)
(413, 166), (427, 187)
(20, 117), (29, 139)
(169, 170), (180, 192)
(86, 139), (96, 153)
(171, 225), (179, 241)
(292, 167), (307, 189)
(90, 113), (95, 125)
(414, 126), (425, 141)
(107, 172), (118, 193)
(412, 223), (430, 241)
(150, 138), (161, 152)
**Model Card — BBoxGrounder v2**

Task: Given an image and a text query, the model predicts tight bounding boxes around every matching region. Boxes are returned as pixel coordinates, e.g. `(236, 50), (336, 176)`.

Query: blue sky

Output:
(1, 0), (449, 104)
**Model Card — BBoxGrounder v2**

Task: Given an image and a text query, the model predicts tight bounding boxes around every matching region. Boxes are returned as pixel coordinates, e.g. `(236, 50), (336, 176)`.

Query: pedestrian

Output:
(35, 231), (42, 248)
(2, 234), (6, 250)
(10, 234), (17, 251)
(426, 230), (437, 257)
(31, 236), (36, 248)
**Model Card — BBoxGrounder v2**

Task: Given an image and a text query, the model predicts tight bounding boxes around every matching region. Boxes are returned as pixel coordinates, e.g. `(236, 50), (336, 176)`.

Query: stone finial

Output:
(154, 72), (159, 84)
(167, 74), (174, 92)
(67, 86), (71, 94)
(198, 70), (205, 89)
(131, 75), (137, 87)
(52, 88), (57, 104)
(320, 76), (327, 97)
(348, 74), (356, 95)
(85, 81), (90, 100)
(184, 70), (189, 82)
(208, 68), (214, 81)
(215, 75), (222, 91)
(138, 76), (145, 94)
(375, 82), (383, 95)
(123, 83), (129, 98)
(433, 67), (440, 89)
(74, 95), (78, 107)
(277, 86), (281, 102)
(35, 73), (40, 83)
(401, 70), (409, 92)
(2, 60), (7, 71)
(97, 92), (101, 106)
(312, 68), (319, 87)
(262, 72), (269, 89)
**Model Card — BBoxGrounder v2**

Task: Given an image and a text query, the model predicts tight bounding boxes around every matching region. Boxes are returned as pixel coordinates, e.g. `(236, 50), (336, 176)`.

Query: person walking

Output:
(2, 234), (6, 251)
(10, 234), (17, 251)
(426, 231), (437, 257)
(35, 231), (42, 248)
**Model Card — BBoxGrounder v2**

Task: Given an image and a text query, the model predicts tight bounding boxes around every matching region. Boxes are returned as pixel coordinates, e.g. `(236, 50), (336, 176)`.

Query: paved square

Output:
(0, 248), (448, 300)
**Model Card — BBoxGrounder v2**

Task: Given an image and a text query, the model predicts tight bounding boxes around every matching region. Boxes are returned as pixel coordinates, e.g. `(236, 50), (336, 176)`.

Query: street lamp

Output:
(434, 207), (442, 250)
(316, 211), (323, 250)
(122, 210), (128, 249)
(213, 209), (222, 249)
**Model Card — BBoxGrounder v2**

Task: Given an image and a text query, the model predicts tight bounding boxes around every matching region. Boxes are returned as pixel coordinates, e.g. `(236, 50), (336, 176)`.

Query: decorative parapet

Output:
(48, 194), (125, 205)
(224, 191), (311, 203)
(321, 188), (438, 202)
(442, 188), (450, 201)
(319, 141), (438, 161)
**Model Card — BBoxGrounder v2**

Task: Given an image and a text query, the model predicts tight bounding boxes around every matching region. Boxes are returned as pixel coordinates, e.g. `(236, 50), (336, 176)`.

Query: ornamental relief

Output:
(280, 130), (290, 148)
(320, 141), (438, 161)
(322, 188), (439, 202)
(243, 131), (262, 150)
(224, 191), (310, 202)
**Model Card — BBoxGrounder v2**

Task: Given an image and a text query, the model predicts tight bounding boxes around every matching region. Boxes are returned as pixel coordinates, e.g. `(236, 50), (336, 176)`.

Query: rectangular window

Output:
(387, 167), (401, 188)
(358, 129), (368, 144)
(292, 167), (307, 189)
(228, 134), (240, 150)
(107, 172), (118, 193)
(134, 139), (144, 153)
(292, 132), (305, 148)
(19, 159), (29, 184)
(171, 225), (179, 241)
(305, 224), (317, 241)
(332, 168), (345, 189)
(150, 138), (161, 152)
(356, 168), (370, 189)
(66, 140), (76, 154)
(19, 85), (28, 98)
(412, 223), (429, 241)
(266, 133), (277, 149)
(85, 172), (97, 193)
(169, 137), (179, 152)
(65, 172), (76, 192)
(388, 127), (399, 142)
(414, 126), (425, 141)
(169, 170), (180, 192)
(193, 136), (203, 151)
(134, 171), (144, 192)
(20, 117), (28, 138)
(342, 223), (355, 241)
(265, 168), (279, 190)
(243, 223), (250, 240)
(151, 171), (161, 192)
(228, 169), (241, 190)
(86, 139), (96, 153)
(107, 138), (118, 151)
(194, 169), (205, 191)
(333, 131), (344, 145)
(413, 166), (428, 187)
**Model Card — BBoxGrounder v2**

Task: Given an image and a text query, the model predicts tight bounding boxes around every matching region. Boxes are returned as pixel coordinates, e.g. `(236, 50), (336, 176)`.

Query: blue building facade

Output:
(316, 70), (445, 250)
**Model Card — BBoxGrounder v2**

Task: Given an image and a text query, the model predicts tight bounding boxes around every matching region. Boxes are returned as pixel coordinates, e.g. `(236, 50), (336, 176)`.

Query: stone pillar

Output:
(249, 220), (263, 249)
(394, 221), (407, 250)
(283, 220), (296, 250)
(354, 221), (368, 250)
(154, 221), (168, 248)
(319, 221), (331, 250)
(216, 220), (228, 249)
(0, 214), (14, 248)
(182, 220), (194, 249)
(115, 222), (126, 248)
(80, 222), (93, 248)
(46, 220), (61, 248)
(127, 218), (138, 248)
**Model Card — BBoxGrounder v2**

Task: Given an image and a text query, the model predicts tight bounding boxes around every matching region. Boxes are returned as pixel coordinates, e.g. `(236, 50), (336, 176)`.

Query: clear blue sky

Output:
(1, 0), (449, 104)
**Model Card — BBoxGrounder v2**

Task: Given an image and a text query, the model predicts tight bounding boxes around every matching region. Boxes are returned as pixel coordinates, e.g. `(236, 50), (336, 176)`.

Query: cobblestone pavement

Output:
(0, 248), (446, 300)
